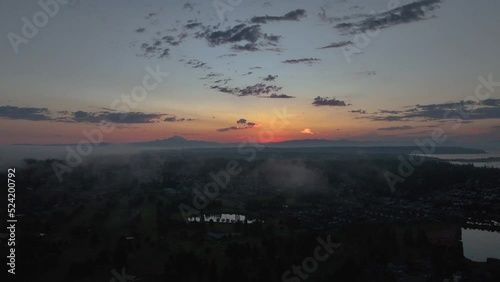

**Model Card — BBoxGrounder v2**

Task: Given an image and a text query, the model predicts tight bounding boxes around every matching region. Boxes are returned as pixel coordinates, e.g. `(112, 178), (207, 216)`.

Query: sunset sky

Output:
(1, 0), (499, 146)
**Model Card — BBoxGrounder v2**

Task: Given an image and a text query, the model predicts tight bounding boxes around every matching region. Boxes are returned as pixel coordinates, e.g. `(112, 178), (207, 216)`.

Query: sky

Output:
(1, 0), (500, 147)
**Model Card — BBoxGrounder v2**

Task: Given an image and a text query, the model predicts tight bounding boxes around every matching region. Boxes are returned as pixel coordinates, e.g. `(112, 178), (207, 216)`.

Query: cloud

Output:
(318, 6), (365, 24)
(212, 78), (231, 84)
(335, 0), (443, 35)
(366, 115), (405, 122)
(0, 105), (183, 124)
(263, 75), (278, 81)
(163, 117), (176, 122)
(183, 3), (195, 11)
(301, 128), (314, 134)
(378, 126), (415, 131)
(164, 116), (195, 122)
(318, 41), (352, 49)
(217, 119), (258, 132)
(184, 22), (202, 29)
(378, 109), (403, 114)
(218, 53), (238, 58)
(139, 42), (169, 58)
(186, 59), (211, 70)
(201, 24), (280, 51)
(312, 96), (350, 107)
(133, 8), (290, 59)
(217, 126), (240, 132)
(72, 111), (166, 124)
(282, 58), (321, 65)
(0, 106), (52, 121)
(136, 28), (191, 59)
(200, 72), (223, 80)
(231, 43), (260, 52)
(162, 33), (188, 46)
(349, 109), (367, 114)
(363, 99), (500, 122)
(251, 9), (307, 24)
(211, 83), (282, 97)
(259, 93), (295, 99)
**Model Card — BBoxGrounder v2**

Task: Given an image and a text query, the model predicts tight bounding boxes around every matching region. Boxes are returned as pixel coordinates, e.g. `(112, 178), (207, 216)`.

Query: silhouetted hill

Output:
(129, 135), (221, 148)
(128, 136), (486, 154)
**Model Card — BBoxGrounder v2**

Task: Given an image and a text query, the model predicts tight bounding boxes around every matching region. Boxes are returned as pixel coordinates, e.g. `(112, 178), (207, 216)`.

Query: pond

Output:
(462, 228), (500, 262)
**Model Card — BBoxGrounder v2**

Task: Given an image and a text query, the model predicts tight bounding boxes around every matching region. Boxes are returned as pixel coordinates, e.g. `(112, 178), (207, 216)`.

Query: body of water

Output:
(449, 161), (500, 169)
(462, 228), (500, 262)
(424, 153), (500, 160)
(414, 154), (500, 169)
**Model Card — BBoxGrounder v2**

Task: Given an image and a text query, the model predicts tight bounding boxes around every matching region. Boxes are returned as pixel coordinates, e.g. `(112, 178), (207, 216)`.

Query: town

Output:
(2, 151), (499, 281)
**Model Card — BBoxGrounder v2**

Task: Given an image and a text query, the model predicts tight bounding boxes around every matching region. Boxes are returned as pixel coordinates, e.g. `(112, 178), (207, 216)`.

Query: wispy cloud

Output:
(363, 99), (500, 122)
(318, 6), (365, 24)
(0, 106), (188, 124)
(349, 109), (367, 114)
(217, 118), (258, 132)
(0, 106), (51, 121)
(251, 9), (307, 24)
(263, 75), (278, 81)
(139, 42), (170, 59)
(312, 96), (350, 107)
(301, 128), (314, 134)
(378, 125), (415, 131)
(211, 83), (282, 97)
(259, 93), (295, 99)
(318, 41), (352, 49)
(282, 58), (321, 65)
(164, 116), (195, 122)
(231, 43), (260, 52)
(71, 111), (166, 124)
(201, 24), (280, 51)
(335, 0), (443, 35)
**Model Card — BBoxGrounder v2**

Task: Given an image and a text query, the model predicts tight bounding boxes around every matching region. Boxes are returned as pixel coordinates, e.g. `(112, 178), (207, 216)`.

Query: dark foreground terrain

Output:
(1, 148), (500, 281)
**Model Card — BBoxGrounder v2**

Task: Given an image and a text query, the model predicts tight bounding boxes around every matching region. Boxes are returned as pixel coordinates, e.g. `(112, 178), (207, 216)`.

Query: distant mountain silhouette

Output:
(12, 135), (487, 154)
(129, 136), (368, 148)
(126, 136), (486, 154)
(129, 135), (221, 148)
(266, 139), (368, 147)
